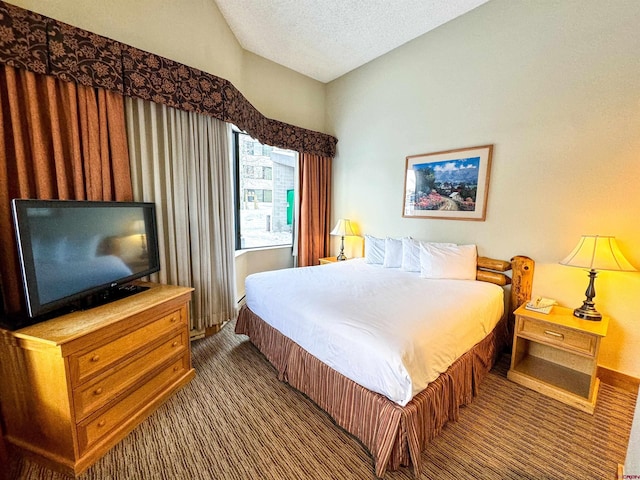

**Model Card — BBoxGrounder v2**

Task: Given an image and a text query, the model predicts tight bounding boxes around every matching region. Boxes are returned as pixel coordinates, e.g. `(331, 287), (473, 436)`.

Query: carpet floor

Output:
(7, 320), (637, 479)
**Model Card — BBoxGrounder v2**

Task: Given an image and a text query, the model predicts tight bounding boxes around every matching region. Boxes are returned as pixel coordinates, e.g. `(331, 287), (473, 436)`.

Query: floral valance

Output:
(0, 1), (337, 157)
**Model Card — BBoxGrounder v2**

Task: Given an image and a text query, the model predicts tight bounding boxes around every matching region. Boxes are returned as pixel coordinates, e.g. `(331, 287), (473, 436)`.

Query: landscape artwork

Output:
(402, 145), (493, 221)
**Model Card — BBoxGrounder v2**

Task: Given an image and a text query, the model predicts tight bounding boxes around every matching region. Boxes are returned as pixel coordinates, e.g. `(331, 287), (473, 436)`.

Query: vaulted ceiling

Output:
(213, 0), (490, 83)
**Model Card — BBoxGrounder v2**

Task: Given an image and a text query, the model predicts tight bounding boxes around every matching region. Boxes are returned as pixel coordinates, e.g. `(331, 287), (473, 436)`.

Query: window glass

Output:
(234, 132), (296, 249)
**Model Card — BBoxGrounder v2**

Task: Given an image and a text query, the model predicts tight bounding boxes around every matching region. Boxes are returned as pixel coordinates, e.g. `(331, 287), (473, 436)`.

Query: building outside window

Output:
(233, 131), (297, 249)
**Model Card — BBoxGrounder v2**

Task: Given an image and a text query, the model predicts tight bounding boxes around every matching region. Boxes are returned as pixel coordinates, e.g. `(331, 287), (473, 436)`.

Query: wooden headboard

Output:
(476, 256), (512, 286)
(476, 255), (534, 347)
(476, 254), (535, 312)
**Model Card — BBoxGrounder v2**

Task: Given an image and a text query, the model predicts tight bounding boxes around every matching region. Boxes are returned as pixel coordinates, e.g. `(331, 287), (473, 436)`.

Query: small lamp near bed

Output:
(129, 220), (148, 259)
(330, 219), (356, 261)
(560, 235), (637, 320)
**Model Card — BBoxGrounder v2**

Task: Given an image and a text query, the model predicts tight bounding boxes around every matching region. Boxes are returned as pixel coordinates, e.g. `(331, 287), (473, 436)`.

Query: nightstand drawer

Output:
(518, 317), (596, 356)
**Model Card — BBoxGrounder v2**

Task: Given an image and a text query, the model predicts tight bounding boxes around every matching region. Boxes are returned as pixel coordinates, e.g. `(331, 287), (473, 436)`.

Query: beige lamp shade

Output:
(330, 219), (356, 237)
(329, 219), (356, 261)
(560, 235), (636, 320)
(129, 219), (146, 235)
(560, 235), (636, 272)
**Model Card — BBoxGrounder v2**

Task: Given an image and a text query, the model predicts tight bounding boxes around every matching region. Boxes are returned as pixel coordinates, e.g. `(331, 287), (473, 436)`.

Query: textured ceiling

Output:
(213, 0), (490, 83)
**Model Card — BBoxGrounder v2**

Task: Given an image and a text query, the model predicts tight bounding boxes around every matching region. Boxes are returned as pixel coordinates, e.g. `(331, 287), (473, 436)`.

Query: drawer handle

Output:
(544, 330), (564, 340)
(94, 387), (103, 396)
(97, 420), (106, 428)
(170, 316), (178, 323)
(90, 355), (100, 362)
(173, 365), (180, 372)
(171, 341), (179, 347)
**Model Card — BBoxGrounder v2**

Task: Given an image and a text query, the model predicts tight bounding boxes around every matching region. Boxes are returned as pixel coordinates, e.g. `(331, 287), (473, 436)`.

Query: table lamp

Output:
(130, 219), (148, 258)
(559, 235), (637, 320)
(330, 219), (356, 261)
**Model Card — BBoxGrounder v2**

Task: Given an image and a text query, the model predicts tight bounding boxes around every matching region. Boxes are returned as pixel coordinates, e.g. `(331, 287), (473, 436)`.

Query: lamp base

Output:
(573, 302), (602, 321)
(572, 269), (602, 321)
(336, 235), (347, 261)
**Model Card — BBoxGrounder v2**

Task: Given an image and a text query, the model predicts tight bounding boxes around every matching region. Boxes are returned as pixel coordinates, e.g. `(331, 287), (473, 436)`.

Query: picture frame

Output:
(402, 144), (493, 221)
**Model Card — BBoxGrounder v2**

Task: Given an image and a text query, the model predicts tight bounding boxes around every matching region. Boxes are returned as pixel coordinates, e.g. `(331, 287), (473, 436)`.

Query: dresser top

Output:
(1, 283), (193, 346)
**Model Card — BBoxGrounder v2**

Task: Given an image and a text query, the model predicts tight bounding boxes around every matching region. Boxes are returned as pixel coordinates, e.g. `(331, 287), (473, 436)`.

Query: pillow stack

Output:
(363, 235), (386, 265)
(364, 235), (477, 280)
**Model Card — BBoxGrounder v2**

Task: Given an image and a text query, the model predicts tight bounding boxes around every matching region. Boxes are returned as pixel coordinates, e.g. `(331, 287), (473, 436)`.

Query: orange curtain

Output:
(0, 65), (132, 315)
(297, 152), (332, 267)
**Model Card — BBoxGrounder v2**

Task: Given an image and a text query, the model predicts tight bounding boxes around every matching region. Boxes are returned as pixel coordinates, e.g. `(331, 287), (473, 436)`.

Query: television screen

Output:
(11, 199), (161, 320)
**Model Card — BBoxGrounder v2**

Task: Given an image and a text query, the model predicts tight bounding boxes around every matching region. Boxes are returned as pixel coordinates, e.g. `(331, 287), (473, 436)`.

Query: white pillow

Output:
(419, 243), (478, 280)
(402, 238), (456, 272)
(32, 237), (65, 263)
(62, 235), (101, 261)
(401, 238), (421, 272)
(364, 235), (385, 264)
(383, 237), (404, 268)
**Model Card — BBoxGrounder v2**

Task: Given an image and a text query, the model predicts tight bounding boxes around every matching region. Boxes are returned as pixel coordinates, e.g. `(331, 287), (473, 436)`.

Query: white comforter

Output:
(245, 258), (504, 406)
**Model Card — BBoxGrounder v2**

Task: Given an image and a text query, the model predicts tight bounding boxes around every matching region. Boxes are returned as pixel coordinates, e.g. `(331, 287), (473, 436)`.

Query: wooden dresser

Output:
(0, 283), (195, 476)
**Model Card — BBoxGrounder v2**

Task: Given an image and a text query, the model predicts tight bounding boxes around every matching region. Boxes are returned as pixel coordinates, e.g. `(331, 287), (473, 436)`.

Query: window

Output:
(233, 131), (297, 249)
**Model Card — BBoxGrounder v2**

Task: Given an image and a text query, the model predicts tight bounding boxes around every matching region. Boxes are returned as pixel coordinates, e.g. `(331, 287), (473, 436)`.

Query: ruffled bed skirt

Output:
(235, 304), (505, 477)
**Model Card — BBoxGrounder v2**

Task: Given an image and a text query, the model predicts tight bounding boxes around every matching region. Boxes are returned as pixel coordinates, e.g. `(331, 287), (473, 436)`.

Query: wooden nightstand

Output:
(319, 256), (338, 264)
(507, 304), (608, 414)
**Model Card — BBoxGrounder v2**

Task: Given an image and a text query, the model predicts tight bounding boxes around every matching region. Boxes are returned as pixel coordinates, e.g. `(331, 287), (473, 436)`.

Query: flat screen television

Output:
(9, 199), (161, 324)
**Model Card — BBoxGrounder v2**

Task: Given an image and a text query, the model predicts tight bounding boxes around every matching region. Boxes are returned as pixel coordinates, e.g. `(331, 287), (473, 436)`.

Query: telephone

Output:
(525, 296), (557, 314)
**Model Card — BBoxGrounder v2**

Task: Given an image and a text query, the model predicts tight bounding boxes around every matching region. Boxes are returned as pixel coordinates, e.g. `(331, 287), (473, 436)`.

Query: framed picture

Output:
(402, 144), (493, 221)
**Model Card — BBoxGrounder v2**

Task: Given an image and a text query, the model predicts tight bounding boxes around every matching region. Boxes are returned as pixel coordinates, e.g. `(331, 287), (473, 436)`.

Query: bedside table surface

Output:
(514, 304), (609, 337)
(318, 256), (338, 264)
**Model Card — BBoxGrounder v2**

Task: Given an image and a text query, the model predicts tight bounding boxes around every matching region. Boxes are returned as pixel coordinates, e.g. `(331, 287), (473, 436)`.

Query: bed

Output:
(35, 256), (133, 304)
(236, 241), (533, 476)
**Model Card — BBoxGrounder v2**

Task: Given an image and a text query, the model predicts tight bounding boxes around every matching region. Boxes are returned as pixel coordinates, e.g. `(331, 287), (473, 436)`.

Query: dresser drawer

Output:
(73, 331), (188, 421)
(77, 354), (190, 454)
(70, 308), (185, 385)
(518, 316), (596, 356)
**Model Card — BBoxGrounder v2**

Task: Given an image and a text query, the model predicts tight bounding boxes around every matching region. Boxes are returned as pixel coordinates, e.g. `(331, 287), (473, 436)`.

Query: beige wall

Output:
(327, 0), (640, 376)
(241, 50), (326, 133)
